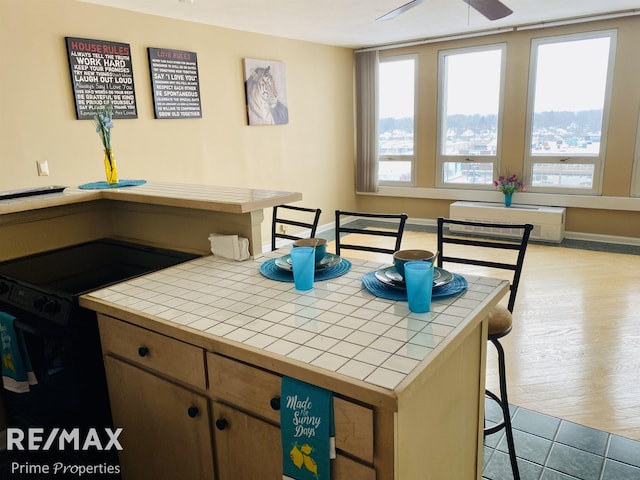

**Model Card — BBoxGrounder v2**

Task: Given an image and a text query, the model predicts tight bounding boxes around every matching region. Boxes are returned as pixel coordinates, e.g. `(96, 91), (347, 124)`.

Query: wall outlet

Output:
(279, 225), (287, 234)
(37, 160), (50, 176)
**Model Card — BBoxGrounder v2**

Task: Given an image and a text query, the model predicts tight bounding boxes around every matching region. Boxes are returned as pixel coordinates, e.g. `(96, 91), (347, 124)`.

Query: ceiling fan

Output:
(376, 0), (513, 22)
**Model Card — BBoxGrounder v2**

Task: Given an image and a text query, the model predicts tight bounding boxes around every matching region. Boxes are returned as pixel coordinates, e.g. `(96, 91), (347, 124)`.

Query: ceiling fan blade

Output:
(464, 0), (513, 20)
(376, 0), (425, 22)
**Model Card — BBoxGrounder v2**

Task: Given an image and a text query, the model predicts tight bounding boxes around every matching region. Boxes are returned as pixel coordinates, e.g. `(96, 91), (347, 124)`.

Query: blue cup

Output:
(289, 246), (315, 291)
(404, 261), (434, 313)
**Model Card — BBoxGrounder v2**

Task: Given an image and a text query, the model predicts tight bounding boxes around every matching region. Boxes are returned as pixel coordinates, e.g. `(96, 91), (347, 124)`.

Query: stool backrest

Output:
(335, 210), (408, 257)
(272, 205), (322, 251)
(436, 217), (533, 312)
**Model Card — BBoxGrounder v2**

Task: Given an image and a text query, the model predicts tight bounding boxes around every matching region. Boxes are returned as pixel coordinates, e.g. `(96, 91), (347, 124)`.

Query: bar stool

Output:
(437, 217), (533, 480)
(271, 205), (322, 251)
(334, 210), (408, 257)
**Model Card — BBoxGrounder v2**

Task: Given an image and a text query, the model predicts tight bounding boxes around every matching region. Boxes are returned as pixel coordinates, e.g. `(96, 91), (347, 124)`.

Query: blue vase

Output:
(504, 193), (513, 207)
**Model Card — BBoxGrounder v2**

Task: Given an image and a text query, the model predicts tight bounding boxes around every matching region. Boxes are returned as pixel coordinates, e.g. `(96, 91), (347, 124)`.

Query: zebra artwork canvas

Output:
(243, 58), (289, 126)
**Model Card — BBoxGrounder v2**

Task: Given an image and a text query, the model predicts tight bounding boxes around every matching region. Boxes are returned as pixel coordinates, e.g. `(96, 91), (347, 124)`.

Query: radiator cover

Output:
(449, 201), (566, 242)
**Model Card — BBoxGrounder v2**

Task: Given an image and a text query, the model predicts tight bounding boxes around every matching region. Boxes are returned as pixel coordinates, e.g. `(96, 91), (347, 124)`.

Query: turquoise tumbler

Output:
(289, 246), (315, 291)
(404, 261), (434, 313)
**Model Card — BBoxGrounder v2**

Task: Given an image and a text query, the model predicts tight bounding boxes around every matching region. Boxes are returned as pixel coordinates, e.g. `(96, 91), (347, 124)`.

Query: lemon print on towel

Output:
(289, 443), (319, 478)
(2, 352), (15, 371)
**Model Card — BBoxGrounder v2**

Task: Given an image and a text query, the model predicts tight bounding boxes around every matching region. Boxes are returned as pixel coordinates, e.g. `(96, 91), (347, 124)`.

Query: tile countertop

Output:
(81, 250), (509, 394)
(0, 182), (302, 215)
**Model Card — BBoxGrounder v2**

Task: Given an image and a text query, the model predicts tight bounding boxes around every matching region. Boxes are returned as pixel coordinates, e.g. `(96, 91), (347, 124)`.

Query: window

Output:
(436, 44), (506, 188)
(378, 55), (416, 185)
(525, 30), (616, 194)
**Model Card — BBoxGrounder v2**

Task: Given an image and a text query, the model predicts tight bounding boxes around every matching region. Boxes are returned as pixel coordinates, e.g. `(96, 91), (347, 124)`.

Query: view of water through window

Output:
(376, 32), (613, 191)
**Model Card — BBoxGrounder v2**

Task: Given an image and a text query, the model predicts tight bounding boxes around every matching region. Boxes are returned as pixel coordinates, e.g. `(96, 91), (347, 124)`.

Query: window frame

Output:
(377, 54), (418, 187)
(523, 29), (617, 195)
(435, 43), (507, 190)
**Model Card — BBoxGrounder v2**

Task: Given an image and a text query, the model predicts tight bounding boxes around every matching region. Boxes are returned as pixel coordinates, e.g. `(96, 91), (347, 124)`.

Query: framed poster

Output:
(65, 37), (138, 120)
(148, 48), (202, 119)
(243, 58), (289, 126)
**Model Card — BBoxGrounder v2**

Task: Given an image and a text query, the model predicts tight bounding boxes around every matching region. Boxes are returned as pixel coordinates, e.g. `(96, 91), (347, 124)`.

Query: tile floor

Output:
(483, 402), (640, 480)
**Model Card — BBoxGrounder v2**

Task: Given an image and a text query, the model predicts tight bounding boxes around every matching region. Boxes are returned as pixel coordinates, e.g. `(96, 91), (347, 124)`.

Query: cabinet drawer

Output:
(98, 314), (206, 390)
(207, 353), (374, 463)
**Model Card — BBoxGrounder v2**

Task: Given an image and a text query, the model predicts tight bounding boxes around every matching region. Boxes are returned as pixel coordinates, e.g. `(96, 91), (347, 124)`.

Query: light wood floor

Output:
(328, 230), (640, 441)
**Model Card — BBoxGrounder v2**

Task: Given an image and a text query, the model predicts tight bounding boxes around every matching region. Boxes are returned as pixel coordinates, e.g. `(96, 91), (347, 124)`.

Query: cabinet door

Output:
(212, 401), (376, 480)
(212, 401), (283, 480)
(104, 356), (215, 480)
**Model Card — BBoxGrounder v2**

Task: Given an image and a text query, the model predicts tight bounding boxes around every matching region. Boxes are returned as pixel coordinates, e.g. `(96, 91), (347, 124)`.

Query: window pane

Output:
(441, 49), (502, 156)
(443, 162), (494, 185)
(530, 36), (611, 157)
(379, 160), (412, 182)
(531, 163), (595, 188)
(379, 59), (414, 156)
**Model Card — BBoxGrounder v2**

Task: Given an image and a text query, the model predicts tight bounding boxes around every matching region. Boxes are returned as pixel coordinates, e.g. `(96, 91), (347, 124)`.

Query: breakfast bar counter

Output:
(80, 250), (509, 480)
(0, 182), (301, 261)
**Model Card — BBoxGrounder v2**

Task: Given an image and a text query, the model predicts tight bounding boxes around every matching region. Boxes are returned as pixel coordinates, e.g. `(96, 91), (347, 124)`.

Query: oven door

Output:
(0, 303), (111, 430)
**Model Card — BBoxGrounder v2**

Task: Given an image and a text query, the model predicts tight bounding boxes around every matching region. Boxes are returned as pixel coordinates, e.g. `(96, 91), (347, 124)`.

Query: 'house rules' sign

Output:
(65, 37), (138, 120)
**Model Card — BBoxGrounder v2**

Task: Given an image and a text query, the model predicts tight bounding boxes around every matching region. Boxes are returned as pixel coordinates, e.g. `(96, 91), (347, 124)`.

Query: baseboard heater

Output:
(449, 201), (566, 243)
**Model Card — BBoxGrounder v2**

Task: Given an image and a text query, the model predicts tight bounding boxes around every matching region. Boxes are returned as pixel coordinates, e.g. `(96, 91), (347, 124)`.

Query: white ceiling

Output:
(80, 0), (640, 48)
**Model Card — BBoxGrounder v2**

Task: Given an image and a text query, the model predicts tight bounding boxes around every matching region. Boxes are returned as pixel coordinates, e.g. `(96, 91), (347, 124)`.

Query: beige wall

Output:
(0, 0), (356, 246)
(358, 17), (640, 239)
(2, 1), (640, 242)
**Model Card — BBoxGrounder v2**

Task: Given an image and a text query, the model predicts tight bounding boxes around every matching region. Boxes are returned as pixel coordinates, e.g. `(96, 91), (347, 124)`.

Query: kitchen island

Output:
(80, 251), (509, 480)
(0, 182), (301, 261)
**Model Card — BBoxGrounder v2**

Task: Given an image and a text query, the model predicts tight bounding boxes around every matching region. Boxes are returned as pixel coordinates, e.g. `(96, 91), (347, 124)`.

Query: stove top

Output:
(0, 185), (67, 201)
(0, 238), (199, 326)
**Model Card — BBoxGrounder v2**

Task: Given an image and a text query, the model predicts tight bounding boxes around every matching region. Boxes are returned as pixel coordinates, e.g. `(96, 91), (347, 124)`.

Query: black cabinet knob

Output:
(187, 407), (199, 418)
(270, 397), (281, 411)
(215, 419), (228, 430)
(138, 346), (149, 357)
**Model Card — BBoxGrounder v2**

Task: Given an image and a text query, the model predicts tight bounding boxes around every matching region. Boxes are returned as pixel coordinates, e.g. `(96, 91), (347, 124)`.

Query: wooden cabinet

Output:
(98, 315), (214, 480)
(98, 313), (378, 480)
(97, 310), (486, 480)
(208, 353), (376, 480)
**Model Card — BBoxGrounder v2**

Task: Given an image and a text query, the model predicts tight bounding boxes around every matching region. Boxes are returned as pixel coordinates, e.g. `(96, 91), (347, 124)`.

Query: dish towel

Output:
(208, 234), (250, 261)
(0, 311), (37, 393)
(281, 376), (335, 480)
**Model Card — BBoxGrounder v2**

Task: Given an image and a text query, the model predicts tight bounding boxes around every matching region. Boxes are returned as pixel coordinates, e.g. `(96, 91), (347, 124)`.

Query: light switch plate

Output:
(37, 160), (50, 176)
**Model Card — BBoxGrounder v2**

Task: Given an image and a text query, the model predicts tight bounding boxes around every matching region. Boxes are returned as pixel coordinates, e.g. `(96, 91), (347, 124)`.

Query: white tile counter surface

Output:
(0, 182), (302, 215)
(84, 250), (507, 391)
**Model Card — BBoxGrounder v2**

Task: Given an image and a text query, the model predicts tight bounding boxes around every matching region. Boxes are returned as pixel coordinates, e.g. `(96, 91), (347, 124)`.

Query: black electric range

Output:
(0, 238), (199, 475)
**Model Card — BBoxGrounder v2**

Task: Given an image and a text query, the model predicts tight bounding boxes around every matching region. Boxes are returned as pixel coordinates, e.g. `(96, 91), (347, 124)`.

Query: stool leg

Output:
(491, 337), (520, 480)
